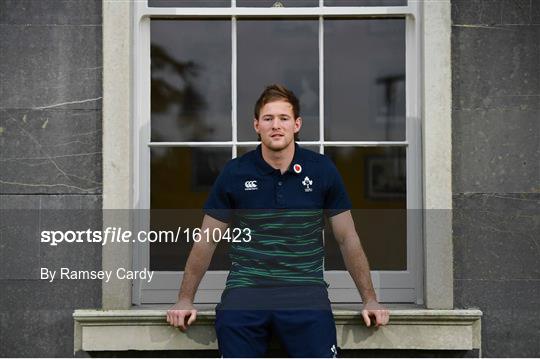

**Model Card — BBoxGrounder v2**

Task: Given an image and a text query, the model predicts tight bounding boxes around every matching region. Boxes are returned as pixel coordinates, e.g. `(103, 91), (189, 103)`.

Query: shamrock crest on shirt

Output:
(302, 176), (313, 192)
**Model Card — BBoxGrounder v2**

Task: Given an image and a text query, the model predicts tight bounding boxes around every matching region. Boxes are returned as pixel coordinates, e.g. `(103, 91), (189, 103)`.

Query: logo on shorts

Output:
(302, 176), (313, 192)
(244, 180), (258, 191)
(331, 344), (337, 358)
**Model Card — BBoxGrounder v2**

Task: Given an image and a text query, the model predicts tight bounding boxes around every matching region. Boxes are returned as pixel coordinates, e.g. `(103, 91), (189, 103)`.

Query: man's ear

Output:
(253, 118), (259, 134)
(294, 117), (302, 133)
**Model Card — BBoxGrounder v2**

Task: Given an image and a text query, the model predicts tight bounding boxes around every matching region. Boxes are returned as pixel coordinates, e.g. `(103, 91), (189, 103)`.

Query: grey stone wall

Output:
(0, 1), (102, 357)
(451, 0), (539, 357)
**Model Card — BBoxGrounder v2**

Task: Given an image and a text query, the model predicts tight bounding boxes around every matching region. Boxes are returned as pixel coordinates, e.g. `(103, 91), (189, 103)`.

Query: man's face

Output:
(254, 100), (302, 152)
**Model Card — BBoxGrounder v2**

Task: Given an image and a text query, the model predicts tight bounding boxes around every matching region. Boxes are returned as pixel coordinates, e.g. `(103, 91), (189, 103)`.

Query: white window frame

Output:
(129, 0), (425, 305)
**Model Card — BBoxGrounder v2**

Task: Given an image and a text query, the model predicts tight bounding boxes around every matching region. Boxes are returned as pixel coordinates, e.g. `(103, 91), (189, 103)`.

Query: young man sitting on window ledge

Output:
(167, 84), (389, 358)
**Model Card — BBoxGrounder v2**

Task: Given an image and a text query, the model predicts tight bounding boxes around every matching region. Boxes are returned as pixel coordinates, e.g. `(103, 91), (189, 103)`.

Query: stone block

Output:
(0, 109), (102, 194)
(0, 25), (102, 109)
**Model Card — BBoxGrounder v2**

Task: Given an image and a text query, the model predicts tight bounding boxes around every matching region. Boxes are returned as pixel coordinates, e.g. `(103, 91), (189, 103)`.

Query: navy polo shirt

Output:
(204, 142), (352, 290)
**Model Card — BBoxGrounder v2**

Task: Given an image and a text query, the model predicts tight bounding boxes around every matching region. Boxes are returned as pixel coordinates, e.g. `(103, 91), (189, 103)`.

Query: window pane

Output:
(237, 146), (257, 156)
(150, 147), (231, 270)
(237, 0), (318, 6)
(149, 0), (231, 7)
(237, 144), (319, 157)
(325, 0), (407, 6)
(299, 145), (319, 153)
(324, 146), (406, 270)
(151, 146), (231, 208)
(151, 20), (231, 142)
(237, 19), (319, 141)
(149, 209), (232, 271)
(324, 19), (406, 141)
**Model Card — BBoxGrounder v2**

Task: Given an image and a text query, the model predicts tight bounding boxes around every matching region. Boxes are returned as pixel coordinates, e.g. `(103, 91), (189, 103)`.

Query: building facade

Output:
(0, 0), (538, 357)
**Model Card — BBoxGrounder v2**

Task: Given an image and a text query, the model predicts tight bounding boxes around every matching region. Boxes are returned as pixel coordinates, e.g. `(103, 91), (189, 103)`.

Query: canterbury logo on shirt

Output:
(244, 180), (258, 190)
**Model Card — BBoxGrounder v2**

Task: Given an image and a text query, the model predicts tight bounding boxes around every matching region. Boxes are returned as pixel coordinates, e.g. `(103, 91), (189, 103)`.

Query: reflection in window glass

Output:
(151, 147), (231, 209)
(325, 0), (406, 5)
(237, 146), (257, 157)
(150, 147), (231, 270)
(149, 0), (231, 7)
(299, 145), (319, 154)
(237, 20), (319, 141)
(237, 144), (319, 157)
(150, 208), (232, 271)
(324, 146), (406, 270)
(325, 19), (405, 141)
(151, 20), (231, 141)
(237, 0), (318, 6)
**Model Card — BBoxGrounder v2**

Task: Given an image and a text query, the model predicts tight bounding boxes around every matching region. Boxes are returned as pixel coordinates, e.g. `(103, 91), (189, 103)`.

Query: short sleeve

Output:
(323, 158), (352, 218)
(203, 162), (234, 223)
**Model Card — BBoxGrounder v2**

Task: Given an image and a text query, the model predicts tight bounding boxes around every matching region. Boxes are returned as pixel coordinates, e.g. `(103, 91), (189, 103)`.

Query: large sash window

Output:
(133, 0), (423, 305)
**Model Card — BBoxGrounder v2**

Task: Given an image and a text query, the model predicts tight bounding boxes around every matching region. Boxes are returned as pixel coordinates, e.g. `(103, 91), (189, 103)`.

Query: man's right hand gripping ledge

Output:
(166, 214), (228, 332)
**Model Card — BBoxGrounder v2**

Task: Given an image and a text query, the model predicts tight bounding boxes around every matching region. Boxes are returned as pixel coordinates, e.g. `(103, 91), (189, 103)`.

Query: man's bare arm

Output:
(329, 210), (390, 327)
(177, 215), (228, 302)
(167, 214), (228, 331)
(329, 210), (377, 303)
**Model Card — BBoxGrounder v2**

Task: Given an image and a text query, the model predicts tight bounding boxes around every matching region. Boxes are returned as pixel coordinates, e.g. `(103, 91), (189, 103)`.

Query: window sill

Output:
(73, 306), (482, 353)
